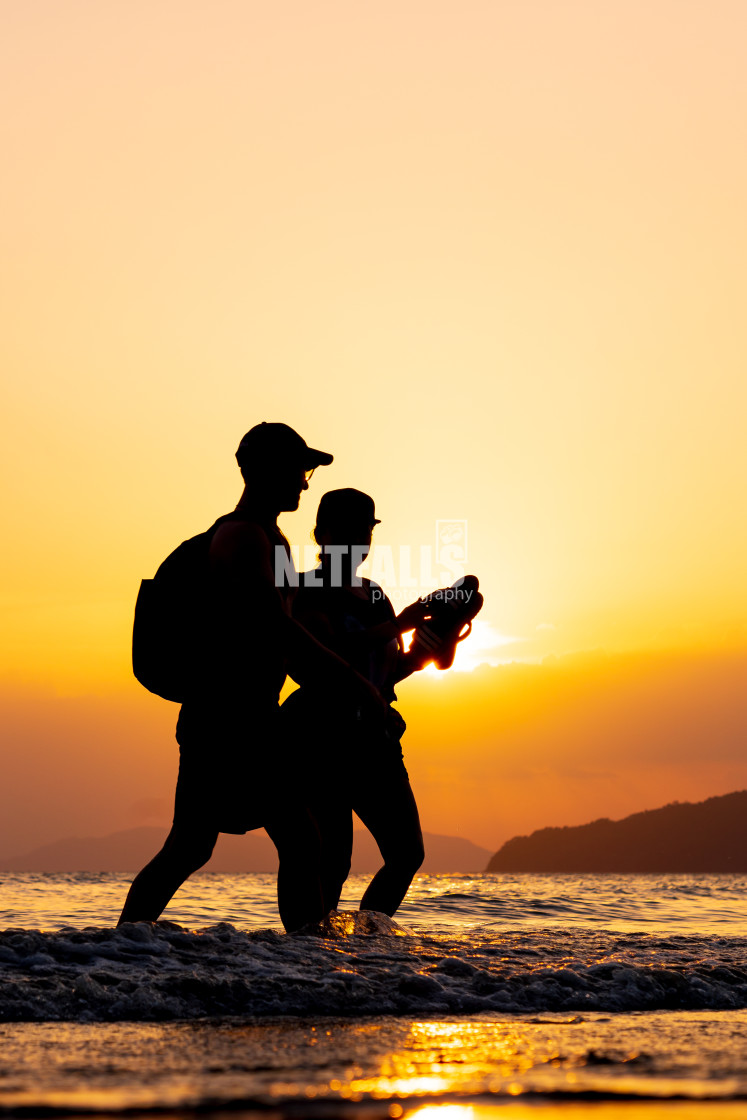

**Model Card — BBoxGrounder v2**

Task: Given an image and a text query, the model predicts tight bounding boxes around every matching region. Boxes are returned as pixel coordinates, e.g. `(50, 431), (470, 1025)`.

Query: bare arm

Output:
(291, 587), (434, 676)
(337, 598), (434, 652)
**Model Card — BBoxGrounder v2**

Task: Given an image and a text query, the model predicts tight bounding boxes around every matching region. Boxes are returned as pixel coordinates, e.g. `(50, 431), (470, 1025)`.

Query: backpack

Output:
(132, 519), (224, 702)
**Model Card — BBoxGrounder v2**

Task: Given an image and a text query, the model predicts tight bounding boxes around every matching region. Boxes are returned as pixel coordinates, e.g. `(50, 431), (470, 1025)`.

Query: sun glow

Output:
(1, 0), (746, 859)
(415, 620), (521, 679)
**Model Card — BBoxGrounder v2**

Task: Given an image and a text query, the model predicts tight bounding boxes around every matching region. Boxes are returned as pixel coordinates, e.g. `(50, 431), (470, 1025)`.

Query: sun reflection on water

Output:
(403, 1106), (747, 1120)
(3, 1016), (747, 1117)
(309, 1017), (747, 1109)
(324, 1019), (565, 1100)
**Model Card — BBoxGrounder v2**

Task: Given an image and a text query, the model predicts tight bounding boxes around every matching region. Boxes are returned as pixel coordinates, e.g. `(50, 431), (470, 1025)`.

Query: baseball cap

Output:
(236, 422), (333, 472)
(316, 488), (381, 528)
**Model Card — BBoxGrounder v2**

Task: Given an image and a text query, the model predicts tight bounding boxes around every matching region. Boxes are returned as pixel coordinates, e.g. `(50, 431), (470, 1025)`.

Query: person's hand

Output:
(396, 599), (432, 633)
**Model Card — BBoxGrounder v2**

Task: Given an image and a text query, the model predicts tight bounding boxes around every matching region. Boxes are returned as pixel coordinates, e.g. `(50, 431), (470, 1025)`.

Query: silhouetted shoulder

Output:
(210, 517), (269, 556)
(208, 517), (279, 588)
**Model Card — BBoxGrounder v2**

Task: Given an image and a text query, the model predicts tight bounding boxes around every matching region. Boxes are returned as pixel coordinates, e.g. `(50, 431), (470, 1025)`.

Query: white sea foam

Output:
(2, 912), (747, 1022)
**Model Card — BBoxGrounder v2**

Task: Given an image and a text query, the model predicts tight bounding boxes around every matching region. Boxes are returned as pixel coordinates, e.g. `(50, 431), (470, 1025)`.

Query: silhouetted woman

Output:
(281, 488), (431, 917)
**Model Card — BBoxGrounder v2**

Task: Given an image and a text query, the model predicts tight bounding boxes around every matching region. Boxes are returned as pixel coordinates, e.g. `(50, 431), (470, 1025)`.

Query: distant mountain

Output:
(0, 827), (490, 874)
(486, 790), (747, 873)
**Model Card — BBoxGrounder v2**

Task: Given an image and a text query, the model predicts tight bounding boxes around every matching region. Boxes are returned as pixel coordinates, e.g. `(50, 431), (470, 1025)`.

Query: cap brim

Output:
(305, 448), (334, 468)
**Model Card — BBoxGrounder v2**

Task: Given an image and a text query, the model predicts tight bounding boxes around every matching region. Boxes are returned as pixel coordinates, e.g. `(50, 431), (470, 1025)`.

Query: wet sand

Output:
(1, 1012), (746, 1116)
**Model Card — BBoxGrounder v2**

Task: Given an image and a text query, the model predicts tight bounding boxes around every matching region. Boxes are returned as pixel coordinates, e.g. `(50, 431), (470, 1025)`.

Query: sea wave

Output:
(2, 911), (747, 1021)
(4, 871), (747, 936)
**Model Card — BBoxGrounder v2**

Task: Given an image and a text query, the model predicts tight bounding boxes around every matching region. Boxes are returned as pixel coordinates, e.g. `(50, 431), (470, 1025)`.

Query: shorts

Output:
(173, 701), (285, 834)
(277, 691), (409, 797)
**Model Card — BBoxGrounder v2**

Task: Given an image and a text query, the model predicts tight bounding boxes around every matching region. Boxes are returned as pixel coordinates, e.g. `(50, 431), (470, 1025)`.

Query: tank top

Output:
(293, 575), (401, 704)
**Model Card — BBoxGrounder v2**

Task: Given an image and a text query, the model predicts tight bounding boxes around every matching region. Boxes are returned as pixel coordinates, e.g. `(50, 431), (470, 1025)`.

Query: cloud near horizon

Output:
(0, 646), (744, 859)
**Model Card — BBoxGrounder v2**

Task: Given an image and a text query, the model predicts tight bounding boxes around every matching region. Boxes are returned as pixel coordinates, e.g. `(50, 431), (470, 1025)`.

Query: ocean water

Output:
(5, 870), (747, 935)
(2, 872), (747, 1117)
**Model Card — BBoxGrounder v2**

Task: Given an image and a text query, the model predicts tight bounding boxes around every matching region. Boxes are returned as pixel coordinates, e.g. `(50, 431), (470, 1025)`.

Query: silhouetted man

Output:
(119, 423), (380, 931)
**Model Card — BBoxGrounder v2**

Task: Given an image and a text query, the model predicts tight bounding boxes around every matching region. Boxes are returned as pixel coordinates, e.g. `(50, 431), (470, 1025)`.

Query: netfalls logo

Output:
(274, 519), (469, 602)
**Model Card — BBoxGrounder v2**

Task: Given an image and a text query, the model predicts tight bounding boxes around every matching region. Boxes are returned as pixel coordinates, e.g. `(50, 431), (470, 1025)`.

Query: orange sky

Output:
(1, 2), (745, 857)
(1, 648), (745, 858)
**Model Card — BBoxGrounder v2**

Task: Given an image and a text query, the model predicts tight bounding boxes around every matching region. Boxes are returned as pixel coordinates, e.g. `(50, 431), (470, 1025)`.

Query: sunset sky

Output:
(1, 1), (745, 860)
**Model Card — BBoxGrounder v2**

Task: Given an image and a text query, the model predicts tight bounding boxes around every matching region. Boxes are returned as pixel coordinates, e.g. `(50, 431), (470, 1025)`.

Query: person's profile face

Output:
(319, 518), (374, 563)
(268, 460), (310, 511)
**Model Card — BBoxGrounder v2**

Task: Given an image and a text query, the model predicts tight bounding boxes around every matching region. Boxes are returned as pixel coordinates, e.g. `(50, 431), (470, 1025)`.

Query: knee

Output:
(182, 846), (215, 875)
(161, 830), (216, 875)
(269, 811), (323, 863)
(324, 851), (351, 891)
(398, 834), (425, 877)
(322, 837), (351, 877)
(382, 836), (424, 878)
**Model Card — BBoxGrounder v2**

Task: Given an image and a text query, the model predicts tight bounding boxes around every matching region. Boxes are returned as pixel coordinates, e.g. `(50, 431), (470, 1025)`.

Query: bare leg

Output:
(264, 807), (325, 933)
(119, 810), (324, 932)
(308, 800), (353, 914)
(118, 823), (218, 924)
(354, 777), (424, 916)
